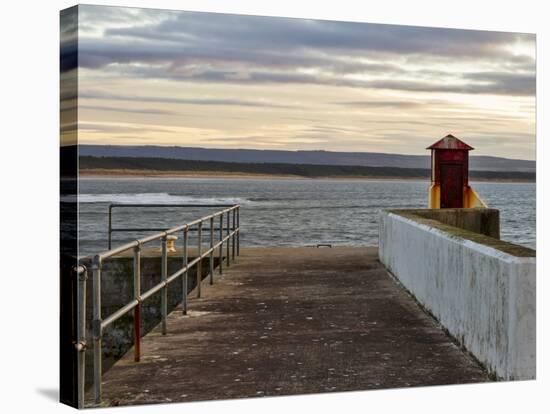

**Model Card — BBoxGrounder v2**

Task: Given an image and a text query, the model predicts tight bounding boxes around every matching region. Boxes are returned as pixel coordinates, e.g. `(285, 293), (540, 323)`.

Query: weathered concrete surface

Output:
(379, 211), (535, 380)
(408, 208), (500, 239)
(94, 247), (488, 407)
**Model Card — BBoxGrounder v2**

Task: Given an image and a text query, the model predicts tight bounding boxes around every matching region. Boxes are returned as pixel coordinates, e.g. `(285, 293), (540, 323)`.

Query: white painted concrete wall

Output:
(379, 211), (535, 380)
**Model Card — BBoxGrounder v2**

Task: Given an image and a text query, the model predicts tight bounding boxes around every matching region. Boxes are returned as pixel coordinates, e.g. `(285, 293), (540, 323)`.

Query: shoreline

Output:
(79, 168), (534, 183)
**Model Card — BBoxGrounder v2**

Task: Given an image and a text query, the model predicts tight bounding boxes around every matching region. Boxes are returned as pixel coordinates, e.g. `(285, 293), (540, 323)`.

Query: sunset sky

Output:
(63, 5), (535, 159)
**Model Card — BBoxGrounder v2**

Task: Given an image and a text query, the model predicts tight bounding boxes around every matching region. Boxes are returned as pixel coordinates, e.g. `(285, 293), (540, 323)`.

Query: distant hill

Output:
(79, 156), (535, 181)
(78, 145), (535, 173)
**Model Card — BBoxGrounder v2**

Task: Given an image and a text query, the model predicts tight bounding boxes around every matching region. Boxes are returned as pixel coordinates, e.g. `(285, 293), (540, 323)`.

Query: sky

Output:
(61, 5), (536, 159)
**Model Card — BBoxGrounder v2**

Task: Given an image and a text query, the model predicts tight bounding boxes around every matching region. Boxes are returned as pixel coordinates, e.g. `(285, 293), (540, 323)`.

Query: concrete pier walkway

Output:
(96, 247), (489, 406)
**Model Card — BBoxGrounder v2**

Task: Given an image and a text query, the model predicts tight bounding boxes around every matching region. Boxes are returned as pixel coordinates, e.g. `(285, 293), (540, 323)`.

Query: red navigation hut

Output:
(427, 134), (486, 209)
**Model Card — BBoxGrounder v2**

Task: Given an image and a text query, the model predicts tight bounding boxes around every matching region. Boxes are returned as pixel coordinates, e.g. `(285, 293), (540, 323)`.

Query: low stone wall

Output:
(378, 209), (535, 380)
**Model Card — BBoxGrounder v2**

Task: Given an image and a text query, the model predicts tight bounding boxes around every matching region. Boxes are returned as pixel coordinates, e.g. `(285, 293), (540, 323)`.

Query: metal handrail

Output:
(77, 204), (241, 406)
(107, 203), (237, 249)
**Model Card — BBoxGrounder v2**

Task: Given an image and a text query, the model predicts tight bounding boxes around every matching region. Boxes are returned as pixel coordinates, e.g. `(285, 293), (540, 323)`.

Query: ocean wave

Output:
(63, 193), (251, 205)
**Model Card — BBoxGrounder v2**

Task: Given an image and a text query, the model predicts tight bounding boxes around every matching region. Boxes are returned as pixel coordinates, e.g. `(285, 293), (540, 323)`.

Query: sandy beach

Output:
(79, 168), (533, 183)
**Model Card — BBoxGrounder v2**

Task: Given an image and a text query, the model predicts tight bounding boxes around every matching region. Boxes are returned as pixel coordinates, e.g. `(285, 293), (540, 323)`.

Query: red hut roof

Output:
(427, 134), (474, 150)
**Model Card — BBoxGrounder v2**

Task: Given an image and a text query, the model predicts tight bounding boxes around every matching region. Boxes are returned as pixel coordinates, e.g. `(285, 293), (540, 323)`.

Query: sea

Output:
(75, 177), (536, 258)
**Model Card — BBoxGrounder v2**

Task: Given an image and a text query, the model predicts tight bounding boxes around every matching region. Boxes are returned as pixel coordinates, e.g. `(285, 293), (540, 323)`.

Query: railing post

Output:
(75, 265), (87, 409)
(226, 211), (231, 267)
(219, 214), (223, 274)
(237, 206), (240, 256)
(133, 245), (141, 362)
(108, 205), (113, 250)
(197, 222), (202, 298)
(92, 255), (102, 405)
(232, 208), (236, 261)
(209, 216), (214, 284)
(161, 236), (168, 335)
(182, 226), (188, 315)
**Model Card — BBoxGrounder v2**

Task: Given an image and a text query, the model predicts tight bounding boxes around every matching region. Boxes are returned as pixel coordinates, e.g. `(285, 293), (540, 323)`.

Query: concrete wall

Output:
(378, 209), (535, 380)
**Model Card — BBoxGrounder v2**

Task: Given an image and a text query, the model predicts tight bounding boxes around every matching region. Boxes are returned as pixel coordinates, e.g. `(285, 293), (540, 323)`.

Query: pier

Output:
(68, 202), (536, 408)
(66, 136), (535, 408)
(89, 246), (488, 406)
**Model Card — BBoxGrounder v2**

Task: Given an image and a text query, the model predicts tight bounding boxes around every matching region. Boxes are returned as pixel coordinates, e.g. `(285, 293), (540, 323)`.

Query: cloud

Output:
(81, 91), (293, 109)
(95, 65), (535, 96)
(75, 37), (405, 77)
(79, 105), (176, 115)
(462, 71), (536, 95)
(70, 5), (535, 97)
(78, 122), (171, 134)
(332, 100), (429, 109)
(101, 9), (532, 60)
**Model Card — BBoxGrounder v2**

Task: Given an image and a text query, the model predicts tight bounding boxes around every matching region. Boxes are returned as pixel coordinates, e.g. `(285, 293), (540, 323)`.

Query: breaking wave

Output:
(63, 193), (251, 205)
